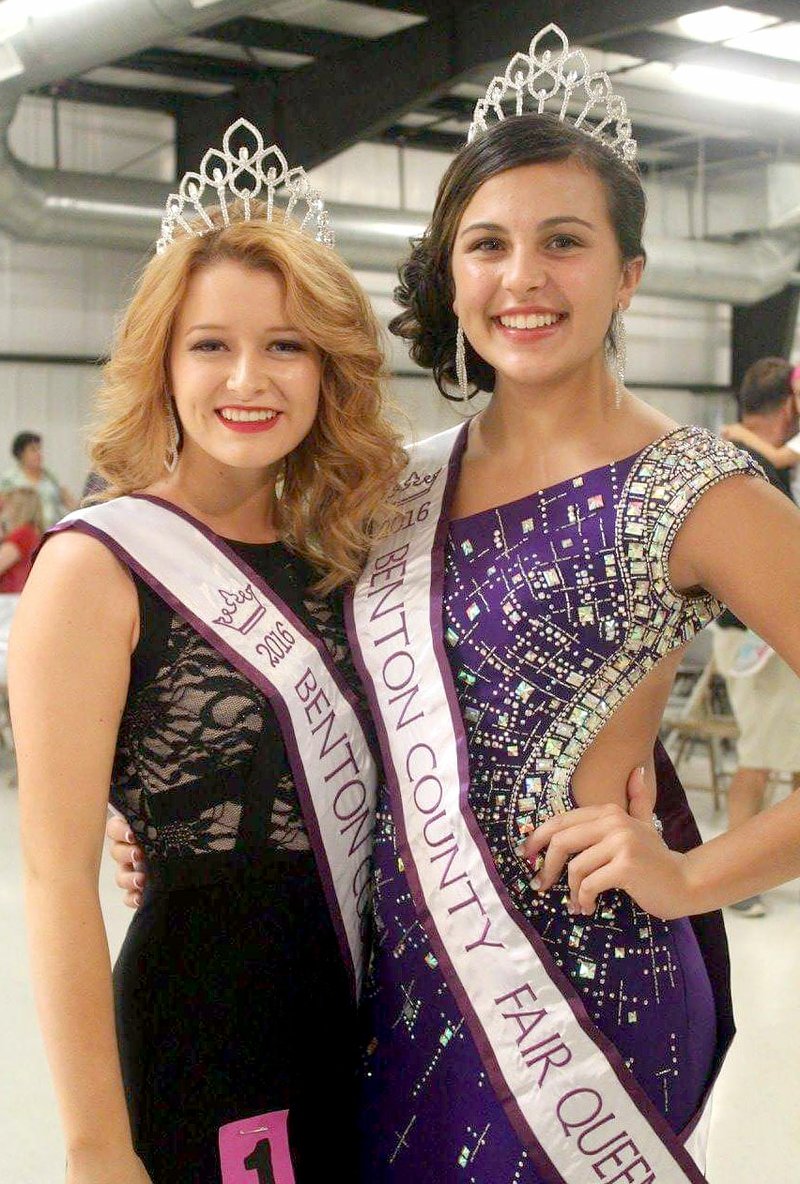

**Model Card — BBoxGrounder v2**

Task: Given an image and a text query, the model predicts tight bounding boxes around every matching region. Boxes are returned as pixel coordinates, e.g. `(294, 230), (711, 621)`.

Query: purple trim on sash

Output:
(346, 429), (710, 1181)
(48, 514), (360, 997)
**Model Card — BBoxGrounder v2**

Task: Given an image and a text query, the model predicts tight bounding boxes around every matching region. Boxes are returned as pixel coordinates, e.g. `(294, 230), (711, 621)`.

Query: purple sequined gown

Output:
(360, 427), (760, 1182)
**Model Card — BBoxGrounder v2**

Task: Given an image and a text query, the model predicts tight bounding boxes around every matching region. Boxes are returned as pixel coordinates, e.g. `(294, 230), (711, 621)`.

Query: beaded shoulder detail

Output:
(526, 426), (764, 819)
(618, 425), (764, 613)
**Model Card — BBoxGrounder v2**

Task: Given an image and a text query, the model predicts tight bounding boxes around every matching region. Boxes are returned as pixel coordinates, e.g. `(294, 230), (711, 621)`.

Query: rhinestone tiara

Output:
(156, 117), (334, 255)
(467, 23), (637, 168)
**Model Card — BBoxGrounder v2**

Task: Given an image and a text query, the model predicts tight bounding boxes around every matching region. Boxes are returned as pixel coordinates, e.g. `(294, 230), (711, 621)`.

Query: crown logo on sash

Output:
(213, 585), (267, 635)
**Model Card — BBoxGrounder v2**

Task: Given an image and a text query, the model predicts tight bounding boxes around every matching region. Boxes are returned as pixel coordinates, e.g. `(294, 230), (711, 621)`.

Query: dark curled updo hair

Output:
(389, 113), (647, 399)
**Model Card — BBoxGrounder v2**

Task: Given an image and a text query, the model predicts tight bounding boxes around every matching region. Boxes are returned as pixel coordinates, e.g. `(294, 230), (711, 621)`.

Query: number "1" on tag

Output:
(218, 1109), (296, 1184)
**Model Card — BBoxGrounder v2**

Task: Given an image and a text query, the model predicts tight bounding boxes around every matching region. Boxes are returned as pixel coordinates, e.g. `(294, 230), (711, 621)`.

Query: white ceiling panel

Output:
(396, 112), (442, 127)
(163, 36), (312, 67)
(253, 0), (424, 39)
(81, 67), (232, 96)
(726, 22), (800, 63)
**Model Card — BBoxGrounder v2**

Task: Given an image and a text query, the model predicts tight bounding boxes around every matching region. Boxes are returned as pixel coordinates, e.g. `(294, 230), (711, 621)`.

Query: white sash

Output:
(348, 425), (709, 1183)
(56, 496), (376, 996)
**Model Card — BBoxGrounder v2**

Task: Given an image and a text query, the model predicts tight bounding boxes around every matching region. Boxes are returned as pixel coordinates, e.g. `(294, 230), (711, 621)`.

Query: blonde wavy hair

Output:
(89, 207), (406, 592)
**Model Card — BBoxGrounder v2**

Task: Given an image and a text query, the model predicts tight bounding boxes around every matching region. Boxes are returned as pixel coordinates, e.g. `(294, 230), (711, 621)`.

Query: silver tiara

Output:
(156, 117), (334, 255)
(467, 23), (637, 168)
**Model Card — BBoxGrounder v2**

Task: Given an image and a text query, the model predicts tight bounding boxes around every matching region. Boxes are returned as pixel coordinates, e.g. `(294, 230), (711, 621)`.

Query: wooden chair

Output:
(661, 655), (739, 810)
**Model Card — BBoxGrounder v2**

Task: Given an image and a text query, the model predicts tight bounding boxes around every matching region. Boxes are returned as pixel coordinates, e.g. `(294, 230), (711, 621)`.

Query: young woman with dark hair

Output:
(348, 31), (800, 1184)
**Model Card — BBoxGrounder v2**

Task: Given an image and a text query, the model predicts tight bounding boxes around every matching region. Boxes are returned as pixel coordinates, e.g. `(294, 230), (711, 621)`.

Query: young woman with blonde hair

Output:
(11, 121), (404, 1184)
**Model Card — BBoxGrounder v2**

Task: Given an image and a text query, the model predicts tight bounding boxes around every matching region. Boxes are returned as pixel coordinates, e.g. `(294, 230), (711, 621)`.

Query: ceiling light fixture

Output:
(673, 6), (779, 43)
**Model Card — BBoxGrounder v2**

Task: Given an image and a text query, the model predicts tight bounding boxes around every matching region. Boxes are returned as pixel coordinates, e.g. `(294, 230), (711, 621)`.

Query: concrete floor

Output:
(0, 750), (798, 1183)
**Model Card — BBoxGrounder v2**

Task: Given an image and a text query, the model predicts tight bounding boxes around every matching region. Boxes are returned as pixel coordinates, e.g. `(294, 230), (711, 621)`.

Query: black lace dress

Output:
(111, 539), (361, 1182)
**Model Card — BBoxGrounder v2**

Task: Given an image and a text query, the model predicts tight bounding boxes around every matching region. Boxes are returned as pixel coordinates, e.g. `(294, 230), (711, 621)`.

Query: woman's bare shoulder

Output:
(36, 528), (134, 584)
(19, 529), (138, 645)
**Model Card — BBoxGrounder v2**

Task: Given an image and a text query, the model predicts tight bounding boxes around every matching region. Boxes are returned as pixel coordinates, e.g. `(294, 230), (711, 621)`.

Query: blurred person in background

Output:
(1, 430), (77, 528)
(723, 359), (800, 504)
(0, 487), (44, 594)
(714, 356), (800, 918)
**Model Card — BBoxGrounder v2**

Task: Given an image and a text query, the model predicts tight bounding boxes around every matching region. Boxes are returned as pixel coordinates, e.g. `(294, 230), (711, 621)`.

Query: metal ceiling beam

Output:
(115, 47), (268, 87)
(462, 1), (714, 50)
(175, 0), (715, 174)
(36, 79), (179, 114)
(599, 30), (800, 88)
(378, 126), (462, 153)
(204, 16), (363, 58)
(342, 0), (455, 14)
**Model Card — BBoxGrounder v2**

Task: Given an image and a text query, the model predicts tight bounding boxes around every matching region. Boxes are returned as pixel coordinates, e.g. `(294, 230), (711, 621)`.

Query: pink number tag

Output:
(218, 1108), (296, 1184)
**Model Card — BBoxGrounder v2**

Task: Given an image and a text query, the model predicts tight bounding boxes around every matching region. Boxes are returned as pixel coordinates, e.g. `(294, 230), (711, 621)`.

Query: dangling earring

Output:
(164, 396), (180, 473)
(455, 320), (470, 402)
(605, 308), (627, 409)
(614, 309), (627, 400)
